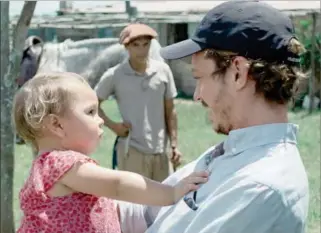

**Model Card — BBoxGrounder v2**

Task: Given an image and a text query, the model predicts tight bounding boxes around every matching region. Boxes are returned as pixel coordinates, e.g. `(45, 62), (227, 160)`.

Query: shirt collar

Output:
(123, 58), (157, 77)
(223, 123), (298, 156)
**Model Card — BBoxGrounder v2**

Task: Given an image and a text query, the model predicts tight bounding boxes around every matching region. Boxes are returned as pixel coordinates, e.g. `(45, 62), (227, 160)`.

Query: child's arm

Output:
(59, 162), (208, 206)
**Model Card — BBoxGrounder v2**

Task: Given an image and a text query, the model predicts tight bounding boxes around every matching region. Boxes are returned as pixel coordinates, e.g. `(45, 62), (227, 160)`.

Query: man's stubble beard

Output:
(203, 91), (232, 136)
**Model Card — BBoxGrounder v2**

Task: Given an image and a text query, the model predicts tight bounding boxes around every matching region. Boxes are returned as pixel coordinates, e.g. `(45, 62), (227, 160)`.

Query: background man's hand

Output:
(171, 147), (182, 171)
(112, 122), (131, 137)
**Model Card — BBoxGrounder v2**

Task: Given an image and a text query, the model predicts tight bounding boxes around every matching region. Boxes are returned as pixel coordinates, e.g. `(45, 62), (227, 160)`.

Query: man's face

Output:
(126, 36), (151, 62)
(192, 51), (237, 135)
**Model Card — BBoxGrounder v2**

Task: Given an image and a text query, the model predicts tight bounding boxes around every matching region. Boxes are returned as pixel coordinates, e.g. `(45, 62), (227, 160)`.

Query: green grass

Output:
(14, 99), (320, 232)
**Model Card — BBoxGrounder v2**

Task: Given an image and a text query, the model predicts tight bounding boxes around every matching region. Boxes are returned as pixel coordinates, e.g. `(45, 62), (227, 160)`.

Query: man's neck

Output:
(232, 99), (288, 131)
(129, 58), (148, 74)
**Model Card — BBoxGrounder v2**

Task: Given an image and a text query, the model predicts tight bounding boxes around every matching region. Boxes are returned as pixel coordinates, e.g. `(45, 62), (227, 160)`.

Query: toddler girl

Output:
(13, 72), (208, 233)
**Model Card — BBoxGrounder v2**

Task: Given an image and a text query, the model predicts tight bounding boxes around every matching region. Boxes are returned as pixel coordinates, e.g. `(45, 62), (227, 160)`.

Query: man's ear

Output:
(232, 56), (250, 91)
(43, 114), (65, 138)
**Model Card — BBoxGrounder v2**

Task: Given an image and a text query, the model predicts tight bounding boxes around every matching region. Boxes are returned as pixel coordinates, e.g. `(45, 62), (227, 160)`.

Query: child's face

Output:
(60, 84), (104, 155)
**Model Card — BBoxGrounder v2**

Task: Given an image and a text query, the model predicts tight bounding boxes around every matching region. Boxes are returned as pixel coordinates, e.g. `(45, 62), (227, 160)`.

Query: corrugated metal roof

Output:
(131, 1), (320, 13)
(13, 0), (319, 29)
(55, 1), (320, 15)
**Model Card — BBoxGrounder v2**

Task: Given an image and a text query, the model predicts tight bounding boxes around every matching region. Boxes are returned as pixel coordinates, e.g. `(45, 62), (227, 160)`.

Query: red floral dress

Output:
(16, 150), (121, 233)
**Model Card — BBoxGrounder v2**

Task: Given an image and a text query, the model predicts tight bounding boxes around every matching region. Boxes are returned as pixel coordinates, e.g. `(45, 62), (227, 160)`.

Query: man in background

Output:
(95, 23), (182, 182)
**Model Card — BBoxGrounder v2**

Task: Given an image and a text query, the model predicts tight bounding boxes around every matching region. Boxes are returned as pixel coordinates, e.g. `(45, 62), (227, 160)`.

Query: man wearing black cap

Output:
(115, 1), (309, 233)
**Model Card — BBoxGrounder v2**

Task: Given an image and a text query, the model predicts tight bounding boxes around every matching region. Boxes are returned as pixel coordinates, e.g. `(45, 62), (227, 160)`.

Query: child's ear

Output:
(43, 114), (65, 138)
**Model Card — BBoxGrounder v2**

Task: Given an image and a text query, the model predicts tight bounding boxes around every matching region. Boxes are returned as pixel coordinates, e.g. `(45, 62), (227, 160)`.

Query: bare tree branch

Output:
(11, 1), (37, 82)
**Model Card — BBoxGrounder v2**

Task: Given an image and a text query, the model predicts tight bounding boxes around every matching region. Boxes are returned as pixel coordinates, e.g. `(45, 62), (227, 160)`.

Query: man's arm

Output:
(164, 99), (178, 148)
(95, 68), (130, 136)
(95, 69), (116, 130)
(163, 63), (181, 168)
(94, 68), (115, 104)
(98, 100), (131, 137)
(98, 100), (117, 130)
(163, 63), (178, 147)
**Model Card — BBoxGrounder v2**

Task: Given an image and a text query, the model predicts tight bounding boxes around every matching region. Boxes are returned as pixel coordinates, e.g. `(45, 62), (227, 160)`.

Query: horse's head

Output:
(17, 35), (44, 86)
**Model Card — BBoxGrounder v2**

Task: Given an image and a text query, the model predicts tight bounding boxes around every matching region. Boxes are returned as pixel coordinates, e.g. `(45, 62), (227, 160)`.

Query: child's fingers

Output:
(189, 171), (209, 178)
(187, 183), (199, 191)
(185, 176), (208, 185)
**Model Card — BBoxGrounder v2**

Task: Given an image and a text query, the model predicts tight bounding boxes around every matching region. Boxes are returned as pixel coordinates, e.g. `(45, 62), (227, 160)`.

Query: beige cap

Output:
(119, 23), (158, 45)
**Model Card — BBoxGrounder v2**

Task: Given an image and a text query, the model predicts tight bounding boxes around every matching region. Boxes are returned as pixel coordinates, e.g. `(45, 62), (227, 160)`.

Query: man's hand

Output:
(171, 147), (182, 171)
(111, 122), (131, 137)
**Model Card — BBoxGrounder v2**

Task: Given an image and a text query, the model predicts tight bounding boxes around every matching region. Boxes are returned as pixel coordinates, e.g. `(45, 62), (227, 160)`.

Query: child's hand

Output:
(174, 171), (209, 203)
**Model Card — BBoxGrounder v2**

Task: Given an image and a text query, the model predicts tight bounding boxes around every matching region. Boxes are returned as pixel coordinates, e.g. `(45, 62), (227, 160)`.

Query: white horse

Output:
(21, 36), (165, 88)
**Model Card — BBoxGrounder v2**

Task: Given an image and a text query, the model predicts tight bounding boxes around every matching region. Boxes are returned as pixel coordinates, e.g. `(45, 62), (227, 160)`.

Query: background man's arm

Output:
(95, 68), (131, 137)
(163, 63), (181, 168)
(164, 99), (178, 148)
(98, 100), (117, 130)
(95, 68), (118, 131)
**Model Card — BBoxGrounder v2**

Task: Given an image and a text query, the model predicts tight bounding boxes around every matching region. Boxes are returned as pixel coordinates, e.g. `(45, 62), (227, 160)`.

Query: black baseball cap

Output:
(160, 0), (300, 65)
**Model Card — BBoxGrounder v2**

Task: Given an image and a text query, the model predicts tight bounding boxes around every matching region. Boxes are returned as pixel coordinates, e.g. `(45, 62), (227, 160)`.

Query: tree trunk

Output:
(0, 3), (14, 232)
(0, 2), (37, 232)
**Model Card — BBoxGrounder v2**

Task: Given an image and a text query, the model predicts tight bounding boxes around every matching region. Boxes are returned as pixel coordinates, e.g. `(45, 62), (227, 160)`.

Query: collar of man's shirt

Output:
(223, 123), (298, 156)
(123, 58), (158, 77)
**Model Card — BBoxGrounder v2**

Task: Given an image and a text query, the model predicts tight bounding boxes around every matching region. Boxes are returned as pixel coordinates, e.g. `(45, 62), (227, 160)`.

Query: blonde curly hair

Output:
(12, 72), (89, 149)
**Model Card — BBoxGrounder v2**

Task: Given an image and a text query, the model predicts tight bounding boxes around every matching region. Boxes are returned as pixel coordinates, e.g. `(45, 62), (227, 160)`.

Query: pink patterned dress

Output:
(16, 150), (121, 233)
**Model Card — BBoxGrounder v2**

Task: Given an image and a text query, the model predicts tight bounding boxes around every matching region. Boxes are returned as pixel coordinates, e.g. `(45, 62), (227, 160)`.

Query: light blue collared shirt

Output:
(118, 123), (309, 233)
